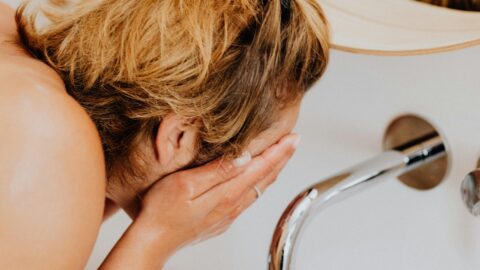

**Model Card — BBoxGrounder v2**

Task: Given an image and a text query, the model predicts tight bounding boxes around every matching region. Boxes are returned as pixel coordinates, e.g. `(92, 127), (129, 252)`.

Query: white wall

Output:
(3, 0), (480, 269)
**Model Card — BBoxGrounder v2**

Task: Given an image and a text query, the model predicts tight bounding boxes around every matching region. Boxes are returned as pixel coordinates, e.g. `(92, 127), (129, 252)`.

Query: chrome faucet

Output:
(268, 130), (447, 270)
(461, 170), (480, 216)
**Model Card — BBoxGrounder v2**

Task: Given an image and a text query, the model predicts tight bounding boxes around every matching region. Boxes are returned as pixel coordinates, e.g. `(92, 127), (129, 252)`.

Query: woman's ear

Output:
(154, 114), (199, 172)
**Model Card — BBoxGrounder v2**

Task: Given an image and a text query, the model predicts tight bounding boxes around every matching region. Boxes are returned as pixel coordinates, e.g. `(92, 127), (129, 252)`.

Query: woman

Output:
(0, 0), (329, 268)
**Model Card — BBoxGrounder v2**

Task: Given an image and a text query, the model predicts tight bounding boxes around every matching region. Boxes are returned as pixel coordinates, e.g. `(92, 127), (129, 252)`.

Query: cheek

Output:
(274, 105), (301, 136)
(246, 104), (301, 156)
(285, 103), (301, 128)
(246, 122), (295, 156)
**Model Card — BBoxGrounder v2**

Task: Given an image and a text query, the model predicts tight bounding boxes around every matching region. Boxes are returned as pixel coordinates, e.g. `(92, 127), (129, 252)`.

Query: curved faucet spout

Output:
(268, 133), (445, 270)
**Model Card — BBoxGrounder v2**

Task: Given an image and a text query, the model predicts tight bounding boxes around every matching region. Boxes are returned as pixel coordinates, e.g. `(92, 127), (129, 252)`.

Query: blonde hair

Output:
(16, 0), (329, 183)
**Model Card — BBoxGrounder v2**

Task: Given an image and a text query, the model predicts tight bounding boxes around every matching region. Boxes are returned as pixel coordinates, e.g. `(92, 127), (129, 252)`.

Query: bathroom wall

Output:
(3, 0), (480, 269)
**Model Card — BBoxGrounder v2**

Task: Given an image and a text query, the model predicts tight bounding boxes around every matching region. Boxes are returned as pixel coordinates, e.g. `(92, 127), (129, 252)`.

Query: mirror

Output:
(317, 0), (480, 55)
(416, 0), (480, 11)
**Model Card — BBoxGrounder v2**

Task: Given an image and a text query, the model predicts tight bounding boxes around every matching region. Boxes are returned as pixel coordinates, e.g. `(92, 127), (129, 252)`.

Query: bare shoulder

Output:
(0, 2), (16, 36)
(0, 71), (106, 269)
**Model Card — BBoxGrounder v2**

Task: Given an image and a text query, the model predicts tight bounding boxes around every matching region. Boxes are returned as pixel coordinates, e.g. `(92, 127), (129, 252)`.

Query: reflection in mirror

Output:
(417, 0), (480, 11)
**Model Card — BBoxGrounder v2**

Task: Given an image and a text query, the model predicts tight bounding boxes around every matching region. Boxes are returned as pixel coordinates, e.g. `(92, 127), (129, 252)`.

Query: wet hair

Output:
(16, 0), (329, 184)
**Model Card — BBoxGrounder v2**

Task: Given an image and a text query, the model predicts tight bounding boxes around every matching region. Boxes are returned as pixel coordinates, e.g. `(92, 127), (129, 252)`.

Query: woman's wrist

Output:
(100, 216), (178, 269)
(132, 214), (182, 258)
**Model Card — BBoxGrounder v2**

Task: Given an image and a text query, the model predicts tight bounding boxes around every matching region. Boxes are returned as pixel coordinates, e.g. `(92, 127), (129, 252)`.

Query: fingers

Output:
(198, 133), (299, 213)
(232, 143), (296, 215)
(229, 133), (299, 194)
(203, 152), (293, 237)
(182, 152), (252, 199)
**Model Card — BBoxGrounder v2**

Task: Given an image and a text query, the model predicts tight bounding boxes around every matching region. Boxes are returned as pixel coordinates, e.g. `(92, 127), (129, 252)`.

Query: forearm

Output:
(99, 217), (178, 270)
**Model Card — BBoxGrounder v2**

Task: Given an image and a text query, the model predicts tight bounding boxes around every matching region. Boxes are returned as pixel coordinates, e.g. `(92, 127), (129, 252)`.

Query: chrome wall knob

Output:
(461, 170), (480, 217)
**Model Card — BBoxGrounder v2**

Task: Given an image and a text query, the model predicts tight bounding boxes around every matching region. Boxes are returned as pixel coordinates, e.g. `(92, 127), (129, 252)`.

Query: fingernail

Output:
(233, 151), (251, 167)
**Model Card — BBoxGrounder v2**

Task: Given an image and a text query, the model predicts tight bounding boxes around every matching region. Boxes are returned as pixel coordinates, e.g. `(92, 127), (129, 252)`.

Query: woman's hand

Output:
(100, 133), (299, 269)
(141, 132), (299, 247)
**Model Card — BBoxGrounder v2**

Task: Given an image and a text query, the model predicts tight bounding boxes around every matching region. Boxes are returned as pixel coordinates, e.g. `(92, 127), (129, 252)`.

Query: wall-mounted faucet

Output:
(268, 115), (449, 270)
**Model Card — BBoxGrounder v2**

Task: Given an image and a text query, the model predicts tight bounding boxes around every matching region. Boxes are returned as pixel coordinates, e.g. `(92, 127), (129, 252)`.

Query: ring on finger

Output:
(253, 184), (263, 199)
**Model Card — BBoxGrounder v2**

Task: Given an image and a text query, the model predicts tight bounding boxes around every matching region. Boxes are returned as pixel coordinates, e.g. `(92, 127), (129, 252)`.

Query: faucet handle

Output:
(461, 170), (480, 216)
